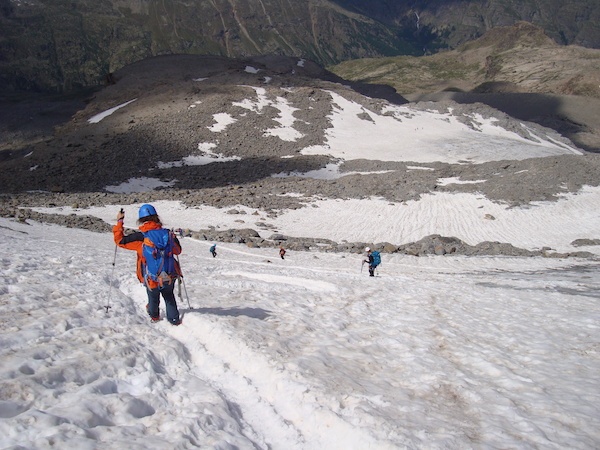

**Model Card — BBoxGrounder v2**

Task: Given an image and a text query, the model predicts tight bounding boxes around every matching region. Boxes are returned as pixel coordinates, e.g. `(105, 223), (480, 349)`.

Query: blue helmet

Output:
(138, 204), (157, 219)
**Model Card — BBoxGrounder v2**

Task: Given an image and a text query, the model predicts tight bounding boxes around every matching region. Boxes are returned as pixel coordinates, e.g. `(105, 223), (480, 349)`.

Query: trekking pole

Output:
(176, 256), (191, 309)
(181, 277), (191, 309)
(105, 243), (118, 313)
(105, 208), (124, 313)
(361, 260), (365, 273)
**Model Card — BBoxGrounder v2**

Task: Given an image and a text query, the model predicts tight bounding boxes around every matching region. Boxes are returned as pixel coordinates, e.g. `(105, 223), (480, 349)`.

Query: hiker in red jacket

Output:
(113, 204), (182, 325)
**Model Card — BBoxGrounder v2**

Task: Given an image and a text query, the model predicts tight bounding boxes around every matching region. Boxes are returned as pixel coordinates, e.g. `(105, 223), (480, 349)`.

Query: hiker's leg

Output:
(369, 266), (375, 276)
(146, 287), (160, 318)
(160, 282), (180, 323)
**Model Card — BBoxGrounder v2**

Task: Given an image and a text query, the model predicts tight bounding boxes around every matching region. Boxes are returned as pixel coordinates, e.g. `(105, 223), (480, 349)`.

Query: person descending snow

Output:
(210, 243), (217, 258)
(113, 205), (183, 325)
(279, 247), (286, 260)
(363, 247), (381, 277)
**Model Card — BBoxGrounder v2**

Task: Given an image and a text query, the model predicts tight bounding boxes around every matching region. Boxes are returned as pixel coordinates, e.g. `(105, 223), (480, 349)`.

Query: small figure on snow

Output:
(113, 205), (183, 325)
(279, 246), (286, 260)
(210, 243), (217, 258)
(363, 247), (381, 277)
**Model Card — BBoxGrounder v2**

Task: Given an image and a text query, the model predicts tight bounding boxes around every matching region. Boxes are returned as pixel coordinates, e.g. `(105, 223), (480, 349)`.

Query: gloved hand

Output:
(116, 209), (125, 221)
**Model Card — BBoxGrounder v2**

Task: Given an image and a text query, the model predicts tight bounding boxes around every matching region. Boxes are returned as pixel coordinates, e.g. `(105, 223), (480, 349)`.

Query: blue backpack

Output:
(142, 229), (178, 286)
(371, 251), (381, 267)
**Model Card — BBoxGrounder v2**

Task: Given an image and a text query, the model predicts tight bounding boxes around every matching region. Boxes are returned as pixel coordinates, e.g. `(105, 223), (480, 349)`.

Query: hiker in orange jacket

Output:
(113, 204), (182, 325)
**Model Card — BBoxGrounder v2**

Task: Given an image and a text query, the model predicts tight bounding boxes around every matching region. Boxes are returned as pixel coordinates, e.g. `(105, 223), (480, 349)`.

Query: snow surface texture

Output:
(0, 218), (599, 449)
(33, 187), (600, 256)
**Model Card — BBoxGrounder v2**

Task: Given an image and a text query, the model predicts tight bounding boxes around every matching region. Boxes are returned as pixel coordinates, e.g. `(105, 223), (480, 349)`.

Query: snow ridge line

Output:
(169, 313), (387, 449)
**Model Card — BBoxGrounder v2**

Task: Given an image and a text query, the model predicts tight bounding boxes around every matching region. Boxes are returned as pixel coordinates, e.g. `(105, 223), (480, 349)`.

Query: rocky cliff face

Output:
(334, 0), (600, 49)
(1, 0), (598, 94)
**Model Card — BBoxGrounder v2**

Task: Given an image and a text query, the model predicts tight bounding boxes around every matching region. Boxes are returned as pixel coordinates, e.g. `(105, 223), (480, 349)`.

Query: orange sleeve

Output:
(112, 221), (142, 252)
(113, 221), (145, 283)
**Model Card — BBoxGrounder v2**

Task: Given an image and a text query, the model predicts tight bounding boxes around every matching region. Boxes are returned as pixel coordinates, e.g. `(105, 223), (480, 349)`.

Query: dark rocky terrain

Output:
(1, 0), (598, 93)
(1, 51), (599, 258)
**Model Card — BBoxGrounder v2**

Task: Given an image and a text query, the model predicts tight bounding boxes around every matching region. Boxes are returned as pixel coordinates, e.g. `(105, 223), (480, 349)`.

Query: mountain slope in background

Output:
(333, 0), (600, 49)
(0, 0), (413, 93)
(0, 0), (599, 93)
(330, 22), (600, 98)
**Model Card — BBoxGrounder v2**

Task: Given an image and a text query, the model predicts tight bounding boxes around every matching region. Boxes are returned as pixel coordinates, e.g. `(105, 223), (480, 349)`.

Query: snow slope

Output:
(1, 217), (599, 449)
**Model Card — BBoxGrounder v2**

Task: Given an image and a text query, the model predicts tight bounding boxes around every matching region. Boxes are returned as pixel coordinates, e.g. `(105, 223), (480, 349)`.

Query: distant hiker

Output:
(178, 228), (184, 238)
(363, 247), (381, 277)
(210, 243), (217, 258)
(279, 247), (286, 259)
(113, 204), (183, 325)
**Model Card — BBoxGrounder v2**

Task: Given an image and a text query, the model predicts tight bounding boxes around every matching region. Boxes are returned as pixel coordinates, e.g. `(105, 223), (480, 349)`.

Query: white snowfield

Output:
(300, 92), (582, 163)
(32, 185), (600, 256)
(1, 218), (599, 449)
(3, 84), (599, 448)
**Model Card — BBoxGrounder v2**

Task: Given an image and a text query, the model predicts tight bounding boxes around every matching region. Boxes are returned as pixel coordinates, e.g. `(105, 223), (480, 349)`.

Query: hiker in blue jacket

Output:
(364, 247), (378, 277)
(210, 243), (217, 258)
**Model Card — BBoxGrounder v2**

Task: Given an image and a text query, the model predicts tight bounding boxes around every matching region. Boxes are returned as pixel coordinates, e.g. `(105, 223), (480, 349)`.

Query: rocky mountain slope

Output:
(1, 0), (598, 94)
(1, 53), (599, 258)
(0, 0), (413, 93)
(335, 0), (600, 49)
(1, 53), (598, 198)
(332, 23), (600, 98)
